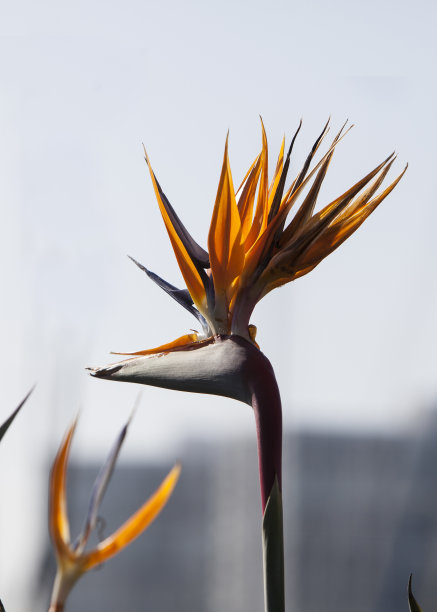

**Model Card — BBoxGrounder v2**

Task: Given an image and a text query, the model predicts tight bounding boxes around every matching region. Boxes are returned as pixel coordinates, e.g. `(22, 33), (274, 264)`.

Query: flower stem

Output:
(248, 352), (282, 509)
(48, 567), (79, 612)
(262, 478), (285, 612)
(245, 344), (284, 612)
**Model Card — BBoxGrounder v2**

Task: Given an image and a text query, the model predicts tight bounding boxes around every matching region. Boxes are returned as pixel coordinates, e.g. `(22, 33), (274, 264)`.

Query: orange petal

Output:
(279, 151), (334, 246)
(284, 154), (395, 261)
(290, 119), (331, 195)
(144, 150), (207, 313)
(266, 153), (395, 273)
(111, 333), (198, 356)
(296, 164), (407, 269)
(256, 155), (404, 297)
(240, 128), (348, 287)
(235, 153), (261, 198)
(238, 155), (262, 245)
(245, 119), (269, 248)
(49, 420), (77, 563)
(84, 464), (181, 569)
(267, 136), (285, 213)
(334, 158), (395, 225)
(277, 123), (352, 220)
(208, 134), (245, 315)
(302, 153), (394, 234)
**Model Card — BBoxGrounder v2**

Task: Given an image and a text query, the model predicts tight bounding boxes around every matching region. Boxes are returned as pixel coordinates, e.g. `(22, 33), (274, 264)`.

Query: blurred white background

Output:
(0, 0), (436, 609)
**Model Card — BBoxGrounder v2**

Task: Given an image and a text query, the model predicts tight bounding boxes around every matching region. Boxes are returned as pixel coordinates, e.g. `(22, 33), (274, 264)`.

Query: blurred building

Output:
(37, 414), (437, 611)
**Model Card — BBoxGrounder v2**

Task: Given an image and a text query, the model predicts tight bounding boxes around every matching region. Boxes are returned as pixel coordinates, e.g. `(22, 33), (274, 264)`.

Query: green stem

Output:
(262, 478), (285, 612)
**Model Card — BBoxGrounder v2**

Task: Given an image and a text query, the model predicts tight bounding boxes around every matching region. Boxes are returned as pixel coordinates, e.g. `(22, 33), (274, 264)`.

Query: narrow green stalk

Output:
(262, 479), (285, 612)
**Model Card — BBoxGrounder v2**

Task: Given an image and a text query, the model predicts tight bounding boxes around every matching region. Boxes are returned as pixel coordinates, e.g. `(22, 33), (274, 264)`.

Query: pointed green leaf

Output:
(262, 477), (285, 612)
(408, 575), (423, 612)
(0, 387), (34, 445)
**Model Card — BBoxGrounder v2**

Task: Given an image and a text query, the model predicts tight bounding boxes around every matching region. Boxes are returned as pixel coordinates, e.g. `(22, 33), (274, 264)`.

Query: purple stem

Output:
(240, 338), (283, 510)
(239, 337), (285, 612)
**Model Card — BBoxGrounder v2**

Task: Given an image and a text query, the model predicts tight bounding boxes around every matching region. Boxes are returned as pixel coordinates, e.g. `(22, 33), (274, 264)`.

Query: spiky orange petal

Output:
(333, 159), (395, 225)
(295, 165), (408, 269)
(263, 153), (395, 280)
(208, 135), (245, 324)
(299, 153), (394, 237)
(144, 151), (207, 314)
(267, 137), (285, 212)
(236, 153), (261, 198)
(111, 333), (198, 356)
(246, 120), (269, 248)
(278, 151), (334, 246)
(239, 130), (348, 288)
(49, 421), (77, 564)
(83, 464), (181, 569)
(238, 156), (262, 245)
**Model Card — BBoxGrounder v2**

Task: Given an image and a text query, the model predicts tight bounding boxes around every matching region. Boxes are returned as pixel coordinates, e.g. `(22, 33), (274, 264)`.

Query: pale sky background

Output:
(0, 0), (436, 609)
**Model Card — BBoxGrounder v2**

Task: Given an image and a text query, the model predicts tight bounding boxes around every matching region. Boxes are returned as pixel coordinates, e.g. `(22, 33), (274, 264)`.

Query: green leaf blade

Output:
(409, 574), (423, 612)
(0, 387), (34, 445)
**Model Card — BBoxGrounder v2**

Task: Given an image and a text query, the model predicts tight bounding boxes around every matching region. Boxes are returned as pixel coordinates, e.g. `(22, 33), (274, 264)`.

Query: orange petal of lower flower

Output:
(49, 421), (77, 563)
(84, 464), (181, 569)
(111, 333), (199, 356)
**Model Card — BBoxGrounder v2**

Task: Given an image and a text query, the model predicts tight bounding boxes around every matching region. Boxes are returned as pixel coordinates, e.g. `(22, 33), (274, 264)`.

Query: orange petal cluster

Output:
(144, 120), (405, 343)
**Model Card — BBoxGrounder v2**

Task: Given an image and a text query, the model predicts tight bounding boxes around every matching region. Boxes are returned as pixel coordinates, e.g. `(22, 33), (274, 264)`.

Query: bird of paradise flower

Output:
(90, 119), (406, 612)
(48, 414), (180, 611)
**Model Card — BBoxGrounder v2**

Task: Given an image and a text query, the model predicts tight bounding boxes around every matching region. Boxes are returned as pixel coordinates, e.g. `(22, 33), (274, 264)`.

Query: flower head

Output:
(48, 415), (180, 609)
(107, 120), (406, 357)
